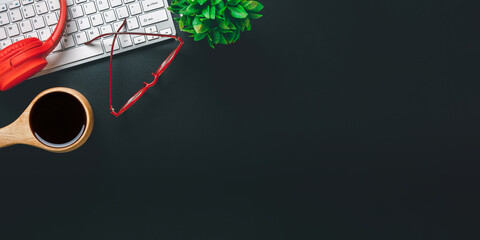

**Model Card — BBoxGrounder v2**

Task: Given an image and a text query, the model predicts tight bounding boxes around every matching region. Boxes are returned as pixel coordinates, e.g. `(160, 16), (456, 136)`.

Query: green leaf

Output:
(219, 33), (228, 44)
(179, 5), (189, 14)
(210, 5), (215, 19)
(227, 0), (242, 6)
(245, 17), (251, 31)
(248, 13), (262, 19)
(217, 19), (228, 29)
(213, 31), (221, 44)
(218, 5), (227, 17)
(224, 32), (235, 43)
(193, 16), (203, 33)
(211, 0), (222, 5)
(228, 5), (248, 18)
(202, 5), (210, 18)
(194, 32), (207, 41)
(198, 0), (208, 5)
(186, 3), (201, 15)
(242, 1), (263, 12)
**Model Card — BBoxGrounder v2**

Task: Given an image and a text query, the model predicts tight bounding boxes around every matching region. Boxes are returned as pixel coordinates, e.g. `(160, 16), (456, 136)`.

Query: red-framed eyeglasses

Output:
(85, 19), (184, 117)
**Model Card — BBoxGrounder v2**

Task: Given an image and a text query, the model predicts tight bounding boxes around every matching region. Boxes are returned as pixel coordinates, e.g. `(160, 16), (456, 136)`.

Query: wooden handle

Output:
(0, 114), (33, 148)
(0, 122), (17, 148)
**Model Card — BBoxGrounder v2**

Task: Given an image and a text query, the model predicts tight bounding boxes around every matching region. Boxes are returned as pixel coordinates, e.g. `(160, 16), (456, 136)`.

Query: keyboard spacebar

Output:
(44, 44), (104, 70)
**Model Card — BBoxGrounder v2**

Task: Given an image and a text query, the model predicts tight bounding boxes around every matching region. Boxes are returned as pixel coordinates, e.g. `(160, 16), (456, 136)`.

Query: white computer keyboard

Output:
(0, 0), (176, 78)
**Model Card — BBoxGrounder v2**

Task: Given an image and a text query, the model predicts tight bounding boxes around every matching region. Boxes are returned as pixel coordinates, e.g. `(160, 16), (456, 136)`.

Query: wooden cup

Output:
(0, 87), (93, 153)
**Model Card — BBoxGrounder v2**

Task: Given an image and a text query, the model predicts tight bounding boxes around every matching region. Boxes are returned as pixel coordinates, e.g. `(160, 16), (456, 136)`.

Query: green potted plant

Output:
(168, 0), (264, 48)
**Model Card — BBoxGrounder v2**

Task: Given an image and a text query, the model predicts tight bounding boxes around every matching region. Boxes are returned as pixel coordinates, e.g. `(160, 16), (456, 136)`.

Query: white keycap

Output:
(145, 25), (158, 40)
(22, 0), (34, 5)
(96, 0), (109, 11)
(141, 0), (164, 12)
(90, 13), (103, 26)
(22, 5), (35, 18)
(159, 27), (172, 35)
(113, 21), (124, 31)
(45, 44), (104, 70)
(65, 21), (78, 34)
(133, 35), (145, 44)
(32, 16), (45, 29)
(75, 0), (87, 3)
(62, 35), (75, 48)
(0, 13), (9, 26)
(83, 2), (96, 15)
(52, 41), (62, 52)
(103, 10), (116, 23)
(25, 32), (38, 38)
(47, 0), (60, 11)
(9, 9), (22, 22)
(139, 9), (167, 27)
(124, 0), (134, 3)
(109, 0), (122, 7)
(6, 24), (20, 36)
(0, 39), (12, 49)
(74, 31), (87, 44)
(12, 36), (24, 42)
(34, 2), (48, 15)
(103, 37), (119, 52)
(66, 0), (74, 6)
(0, 4), (7, 12)
(8, 1), (21, 9)
(70, 5), (83, 18)
(86, 27), (100, 40)
(118, 34), (131, 47)
(116, 6), (128, 19)
(38, 28), (51, 41)
(45, 12), (57, 26)
(77, 17), (90, 30)
(100, 24), (112, 34)
(128, 3), (141, 16)
(126, 17), (138, 30)
(19, 20), (33, 33)
(0, 28), (6, 39)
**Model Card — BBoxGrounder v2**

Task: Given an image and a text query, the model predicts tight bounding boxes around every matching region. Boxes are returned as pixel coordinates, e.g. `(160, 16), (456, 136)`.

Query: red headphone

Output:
(0, 0), (67, 91)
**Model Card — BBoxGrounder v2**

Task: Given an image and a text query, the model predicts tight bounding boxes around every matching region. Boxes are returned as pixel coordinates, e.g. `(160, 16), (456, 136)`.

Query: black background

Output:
(2, 0), (480, 239)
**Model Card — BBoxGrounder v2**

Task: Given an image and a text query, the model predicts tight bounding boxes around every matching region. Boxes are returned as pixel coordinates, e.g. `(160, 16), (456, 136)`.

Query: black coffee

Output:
(29, 92), (86, 148)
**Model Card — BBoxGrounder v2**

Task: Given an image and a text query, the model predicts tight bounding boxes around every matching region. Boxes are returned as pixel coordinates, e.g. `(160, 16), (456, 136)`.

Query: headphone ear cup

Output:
(0, 38), (46, 91)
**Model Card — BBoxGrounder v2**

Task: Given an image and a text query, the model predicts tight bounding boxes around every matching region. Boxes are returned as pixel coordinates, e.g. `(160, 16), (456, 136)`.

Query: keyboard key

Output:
(74, 31), (88, 44)
(22, 5), (35, 18)
(0, 4), (7, 12)
(116, 6), (128, 19)
(141, 0), (164, 12)
(83, 2), (96, 15)
(159, 28), (172, 35)
(128, 3), (141, 16)
(45, 12), (57, 26)
(47, 0), (60, 11)
(66, 0), (74, 6)
(8, 1), (21, 9)
(62, 35), (75, 48)
(0, 13), (9, 26)
(103, 37), (119, 52)
(90, 13), (103, 26)
(38, 28), (51, 41)
(12, 36), (24, 42)
(0, 28), (6, 39)
(126, 17), (139, 30)
(109, 0), (122, 8)
(139, 9), (167, 27)
(103, 10), (116, 23)
(113, 21), (124, 31)
(32, 16), (45, 29)
(75, 0), (87, 3)
(118, 34), (131, 47)
(0, 39), (12, 49)
(124, 0), (134, 3)
(145, 26), (158, 40)
(9, 9), (22, 22)
(65, 21), (78, 34)
(34, 2), (48, 15)
(78, 17), (90, 30)
(6, 24), (20, 36)
(45, 44), (104, 70)
(96, 0), (109, 11)
(100, 24), (112, 34)
(25, 32), (38, 38)
(86, 27), (100, 40)
(22, 0), (34, 5)
(19, 20), (33, 33)
(70, 5), (83, 18)
(133, 35), (145, 44)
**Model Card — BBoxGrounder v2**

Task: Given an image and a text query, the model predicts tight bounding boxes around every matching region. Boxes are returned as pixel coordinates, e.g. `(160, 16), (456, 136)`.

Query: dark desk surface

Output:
(1, 0), (480, 239)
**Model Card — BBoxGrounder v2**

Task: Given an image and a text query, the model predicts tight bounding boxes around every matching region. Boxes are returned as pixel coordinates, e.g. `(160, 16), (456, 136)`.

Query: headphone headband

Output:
(42, 0), (67, 54)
